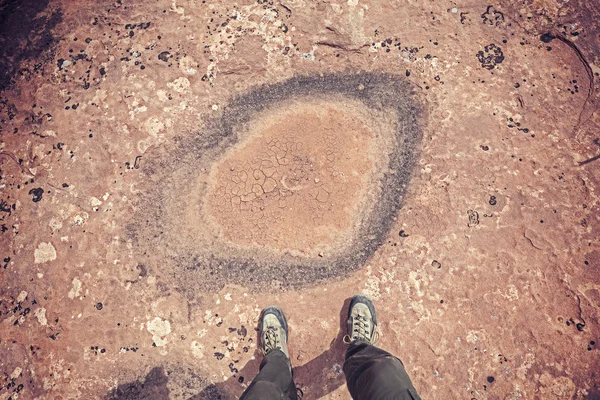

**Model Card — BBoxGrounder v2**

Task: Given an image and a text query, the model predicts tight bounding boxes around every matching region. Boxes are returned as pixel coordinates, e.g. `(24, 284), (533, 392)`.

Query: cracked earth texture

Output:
(1, 0), (599, 399)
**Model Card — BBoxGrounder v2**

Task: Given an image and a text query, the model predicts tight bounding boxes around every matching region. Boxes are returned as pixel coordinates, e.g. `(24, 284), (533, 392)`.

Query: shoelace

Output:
(343, 314), (380, 345)
(353, 314), (370, 341)
(262, 327), (280, 354)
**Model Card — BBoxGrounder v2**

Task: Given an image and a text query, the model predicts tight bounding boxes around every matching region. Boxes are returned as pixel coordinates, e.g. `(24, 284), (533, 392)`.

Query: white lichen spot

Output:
(90, 197), (102, 207)
(156, 90), (170, 102)
(212, 104), (219, 111)
(466, 330), (481, 344)
(68, 277), (82, 299)
(11, 367), (22, 379)
(34, 242), (57, 264)
(17, 291), (28, 302)
(130, 105), (148, 120)
(49, 218), (63, 231)
(167, 77), (190, 93)
(408, 271), (425, 297)
(145, 117), (165, 137)
(170, 0), (185, 14)
(348, 0), (358, 6)
(73, 212), (89, 226)
(137, 139), (152, 154)
(35, 307), (48, 326)
(301, 48), (316, 61)
(503, 284), (519, 301)
(204, 310), (215, 325)
(179, 56), (198, 75)
(91, 89), (108, 108)
(191, 341), (204, 359)
(32, 146), (47, 163)
(146, 317), (171, 347)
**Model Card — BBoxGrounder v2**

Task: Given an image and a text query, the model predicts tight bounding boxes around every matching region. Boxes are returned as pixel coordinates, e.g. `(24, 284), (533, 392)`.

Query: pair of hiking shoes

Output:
(259, 295), (378, 358)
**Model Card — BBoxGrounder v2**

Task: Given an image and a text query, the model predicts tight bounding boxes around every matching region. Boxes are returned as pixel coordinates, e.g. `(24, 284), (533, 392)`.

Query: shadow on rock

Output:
(0, 0), (62, 90)
(105, 366), (169, 400)
(107, 299), (351, 400)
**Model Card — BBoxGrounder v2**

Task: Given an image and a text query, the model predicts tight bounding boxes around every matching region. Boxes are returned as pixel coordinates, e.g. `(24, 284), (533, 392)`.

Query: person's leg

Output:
(240, 307), (297, 400)
(342, 295), (421, 400)
(240, 350), (296, 400)
(344, 342), (420, 400)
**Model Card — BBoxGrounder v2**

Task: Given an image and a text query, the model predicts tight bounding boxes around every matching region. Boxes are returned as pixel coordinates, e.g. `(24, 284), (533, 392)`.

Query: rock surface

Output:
(0, 0), (599, 399)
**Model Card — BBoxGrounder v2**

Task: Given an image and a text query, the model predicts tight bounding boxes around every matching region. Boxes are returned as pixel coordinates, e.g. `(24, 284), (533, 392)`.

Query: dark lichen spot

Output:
(238, 325), (247, 337)
(481, 6), (504, 26)
(476, 44), (504, 70)
(540, 33), (555, 43)
(29, 188), (43, 202)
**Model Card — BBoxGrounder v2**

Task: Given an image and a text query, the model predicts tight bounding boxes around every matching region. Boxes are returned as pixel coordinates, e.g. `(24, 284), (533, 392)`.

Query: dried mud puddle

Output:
(203, 99), (382, 256)
(130, 73), (422, 291)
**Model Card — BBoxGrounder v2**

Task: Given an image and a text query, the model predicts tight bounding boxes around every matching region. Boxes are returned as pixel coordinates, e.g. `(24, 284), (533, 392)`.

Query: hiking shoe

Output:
(259, 306), (290, 359)
(345, 295), (378, 345)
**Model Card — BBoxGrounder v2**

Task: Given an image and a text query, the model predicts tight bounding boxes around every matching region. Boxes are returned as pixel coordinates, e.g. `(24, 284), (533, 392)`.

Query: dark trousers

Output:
(239, 350), (297, 400)
(240, 343), (420, 400)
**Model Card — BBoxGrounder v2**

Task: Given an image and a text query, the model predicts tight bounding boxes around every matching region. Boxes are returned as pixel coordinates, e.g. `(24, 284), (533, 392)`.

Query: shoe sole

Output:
(260, 306), (289, 343)
(348, 294), (378, 326)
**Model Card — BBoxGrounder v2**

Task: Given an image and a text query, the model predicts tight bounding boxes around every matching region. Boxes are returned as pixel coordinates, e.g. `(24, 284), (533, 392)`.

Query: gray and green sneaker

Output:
(259, 306), (290, 359)
(345, 295), (379, 345)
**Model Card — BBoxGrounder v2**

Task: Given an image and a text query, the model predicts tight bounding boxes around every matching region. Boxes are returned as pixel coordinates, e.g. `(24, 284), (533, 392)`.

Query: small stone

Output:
(158, 51), (171, 62)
